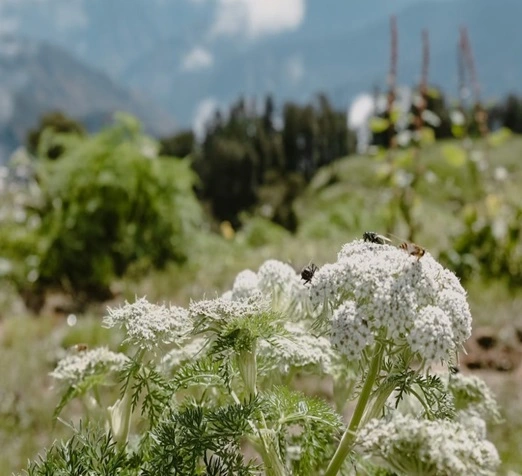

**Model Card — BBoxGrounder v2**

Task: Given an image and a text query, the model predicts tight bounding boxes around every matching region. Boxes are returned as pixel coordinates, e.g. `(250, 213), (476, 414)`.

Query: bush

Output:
(5, 114), (202, 303)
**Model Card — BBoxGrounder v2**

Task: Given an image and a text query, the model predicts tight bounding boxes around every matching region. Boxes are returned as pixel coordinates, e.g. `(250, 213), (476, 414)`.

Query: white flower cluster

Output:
(457, 408), (489, 440)
(224, 260), (308, 316)
(449, 373), (501, 423)
(103, 297), (191, 350)
(357, 413), (500, 475)
(189, 293), (269, 324)
(50, 347), (129, 386)
(310, 240), (472, 363)
(160, 337), (208, 373)
(230, 270), (260, 301)
(258, 322), (335, 375)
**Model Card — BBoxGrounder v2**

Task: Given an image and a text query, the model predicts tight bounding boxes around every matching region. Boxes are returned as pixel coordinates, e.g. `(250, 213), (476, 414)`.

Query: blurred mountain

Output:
(0, 36), (175, 161)
(1, 0), (521, 128)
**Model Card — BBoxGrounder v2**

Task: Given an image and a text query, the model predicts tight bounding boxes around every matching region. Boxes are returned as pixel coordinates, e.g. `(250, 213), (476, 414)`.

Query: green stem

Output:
(110, 348), (145, 448)
(238, 342), (258, 397)
(324, 343), (385, 476)
(360, 381), (395, 426)
(235, 345), (285, 475)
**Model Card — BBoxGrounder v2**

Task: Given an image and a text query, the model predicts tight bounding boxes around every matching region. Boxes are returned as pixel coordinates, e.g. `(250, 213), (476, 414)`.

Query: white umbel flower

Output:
(449, 373), (501, 423)
(310, 240), (472, 364)
(231, 269), (260, 301)
(160, 337), (208, 373)
(103, 297), (191, 351)
(257, 259), (307, 314)
(331, 302), (374, 360)
(257, 260), (297, 295)
(406, 306), (455, 363)
(258, 322), (335, 375)
(189, 293), (269, 323)
(357, 413), (500, 475)
(50, 347), (128, 386)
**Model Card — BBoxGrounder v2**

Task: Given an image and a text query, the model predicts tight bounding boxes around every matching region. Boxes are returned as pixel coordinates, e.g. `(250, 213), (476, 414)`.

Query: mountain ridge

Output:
(0, 35), (176, 162)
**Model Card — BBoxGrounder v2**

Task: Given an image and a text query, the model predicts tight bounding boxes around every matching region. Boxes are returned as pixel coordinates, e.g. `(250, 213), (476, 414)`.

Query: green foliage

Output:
(236, 217), (290, 248)
(194, 95), (353, 229)
(263, 387), (342, 474)
(196, 135), (259, 227)
(27, 110), (86, 160)
(27, 114), (202, 299)
(442, 143), (467, 167)
(143, 399), (261, 475)
(440, 197), (522, 287)
(159, 129), (195, 158)
(22, 423), (136, 476)
(369, 117), (390, 133)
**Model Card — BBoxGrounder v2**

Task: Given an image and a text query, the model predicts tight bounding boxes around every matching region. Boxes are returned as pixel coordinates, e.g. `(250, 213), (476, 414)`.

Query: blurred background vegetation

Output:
(2, 2), (522, 475)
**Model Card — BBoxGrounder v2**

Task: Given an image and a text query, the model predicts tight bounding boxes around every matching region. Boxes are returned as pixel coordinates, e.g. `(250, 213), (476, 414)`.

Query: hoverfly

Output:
(363, 231), (392, 245)
(399, 241), (426, 261)
(301, 263), (318, 285)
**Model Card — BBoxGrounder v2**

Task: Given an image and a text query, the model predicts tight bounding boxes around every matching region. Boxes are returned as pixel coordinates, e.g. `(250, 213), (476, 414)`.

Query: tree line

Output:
(27, 91), (522, 232)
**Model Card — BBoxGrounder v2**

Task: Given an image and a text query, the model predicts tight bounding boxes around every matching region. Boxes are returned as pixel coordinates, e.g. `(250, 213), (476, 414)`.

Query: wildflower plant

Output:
(24, 239), (500, 475)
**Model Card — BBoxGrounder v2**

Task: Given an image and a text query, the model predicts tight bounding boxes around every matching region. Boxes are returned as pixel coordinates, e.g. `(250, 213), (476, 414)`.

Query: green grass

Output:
(3, 136), (522, 474)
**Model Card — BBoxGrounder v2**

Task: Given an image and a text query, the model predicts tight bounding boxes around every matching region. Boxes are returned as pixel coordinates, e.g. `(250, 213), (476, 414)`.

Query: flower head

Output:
(310, 240), (472, 364)
(257, 259), (308, 314)
(231, 269), (260, 301)
(449, 373), (501, 423)
(50, 347), (128, 386)
(189, 293), (269, 325)
(103, 297), (191, 351)
(160, 337), (208, 373)
(357, 413), (500, 475)
(258, 322), (335, 375)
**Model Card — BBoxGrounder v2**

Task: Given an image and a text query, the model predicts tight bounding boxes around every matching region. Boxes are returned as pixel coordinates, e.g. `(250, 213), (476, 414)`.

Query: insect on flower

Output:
(399, 241), (426, 261)
(301, 263), (318, 285)
(73, 343), (89, 352)
(363, 231), (392, 245)
(377, 232), (426, 261)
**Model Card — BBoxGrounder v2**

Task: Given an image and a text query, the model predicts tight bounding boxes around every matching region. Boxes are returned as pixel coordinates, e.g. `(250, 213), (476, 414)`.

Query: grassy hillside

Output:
(3, 137), (522, 473)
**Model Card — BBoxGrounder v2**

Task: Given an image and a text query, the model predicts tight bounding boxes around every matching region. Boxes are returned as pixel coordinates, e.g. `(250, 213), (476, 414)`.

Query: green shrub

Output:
(5, 114), (202, 302)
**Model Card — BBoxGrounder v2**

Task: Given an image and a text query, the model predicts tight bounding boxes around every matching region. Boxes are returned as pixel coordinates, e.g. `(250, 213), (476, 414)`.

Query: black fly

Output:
(363, 231), (392, 245)
(301, 263), (318, 285)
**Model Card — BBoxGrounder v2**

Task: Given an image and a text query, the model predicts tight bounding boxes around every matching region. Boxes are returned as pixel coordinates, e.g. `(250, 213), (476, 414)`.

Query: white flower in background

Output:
(457, 408), (488, 440)
(257, 259), (308, 314)
(394, 169), (414, 188)
(257, 259), (298, 295)
(50, 347), (128, 386)
(449, 373), (501, 423)
(357, 413), (500, 475)
(160, 337), (208, 373)
(231, 269), (259, 300)
(189, 292), (269, 323)
(103, 297), (191, 351)
(396, 130), (412, 147)
(310, 240), (472, 364)
(258, 322), (335, 375)
(494, 166), (508, 182)
(450, 109), (466, 126)
(422, 109), (442, 127)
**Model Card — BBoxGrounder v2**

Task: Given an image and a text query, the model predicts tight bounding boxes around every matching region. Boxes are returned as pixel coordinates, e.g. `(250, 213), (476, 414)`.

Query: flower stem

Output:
(238, 342), (258, 397)
(324, 342), (385, 476)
